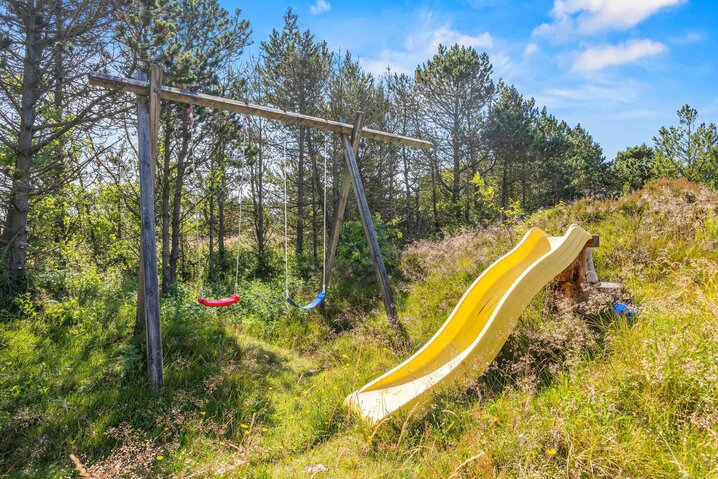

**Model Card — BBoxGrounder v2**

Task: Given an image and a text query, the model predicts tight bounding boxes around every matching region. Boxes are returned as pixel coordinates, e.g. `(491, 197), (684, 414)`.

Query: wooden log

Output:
(342, 113), (400, 325)
(583, 246), (599, 283)
(88, 72), (432, 149)
(544, 237), (633, 318)
(137, 74), (164, 389)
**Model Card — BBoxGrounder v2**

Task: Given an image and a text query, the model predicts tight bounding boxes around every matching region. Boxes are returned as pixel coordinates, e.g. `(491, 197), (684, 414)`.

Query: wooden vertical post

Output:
(136, 66), (163, 335)
(137, 246), (146, 333)
(341, 113), (399, 325)
(136, 71), (164, 389)
(135, 72), (147, 337)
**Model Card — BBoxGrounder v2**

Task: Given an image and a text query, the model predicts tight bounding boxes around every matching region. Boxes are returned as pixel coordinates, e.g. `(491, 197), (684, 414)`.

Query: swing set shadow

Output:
(88, 65), (432, 389)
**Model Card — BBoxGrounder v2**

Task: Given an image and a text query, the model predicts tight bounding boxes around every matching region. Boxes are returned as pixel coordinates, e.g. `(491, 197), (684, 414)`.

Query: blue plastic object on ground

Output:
(287, 291), (327, 310)
(614, 302), (637, 318)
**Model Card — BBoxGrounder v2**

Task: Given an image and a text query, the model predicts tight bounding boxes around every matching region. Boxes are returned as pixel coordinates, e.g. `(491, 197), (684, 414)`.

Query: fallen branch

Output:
(69, 454), (95, 479)
(447, 452), (487, 479)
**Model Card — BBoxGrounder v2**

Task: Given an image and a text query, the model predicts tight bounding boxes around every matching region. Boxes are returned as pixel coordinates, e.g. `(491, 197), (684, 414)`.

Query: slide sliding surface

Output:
(345, 225), (593, 424)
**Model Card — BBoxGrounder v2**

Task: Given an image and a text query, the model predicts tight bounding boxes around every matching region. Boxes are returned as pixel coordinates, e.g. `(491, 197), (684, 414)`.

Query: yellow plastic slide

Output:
(345, 225), (593, 424)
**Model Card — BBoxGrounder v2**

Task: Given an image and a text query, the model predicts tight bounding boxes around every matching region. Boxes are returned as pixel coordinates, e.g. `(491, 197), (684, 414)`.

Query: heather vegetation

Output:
(2, 179), (717, 478)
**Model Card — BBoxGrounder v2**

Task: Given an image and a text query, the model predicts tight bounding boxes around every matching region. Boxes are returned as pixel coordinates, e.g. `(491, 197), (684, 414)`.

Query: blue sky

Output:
(225, 0), (717, 160)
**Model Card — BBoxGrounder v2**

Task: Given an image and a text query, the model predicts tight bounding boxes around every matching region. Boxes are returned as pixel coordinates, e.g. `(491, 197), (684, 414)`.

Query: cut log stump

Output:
(546, 238), (631, 318)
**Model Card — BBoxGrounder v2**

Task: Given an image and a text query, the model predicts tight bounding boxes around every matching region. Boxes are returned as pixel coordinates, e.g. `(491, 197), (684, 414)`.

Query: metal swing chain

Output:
(234, 116), (249, 294)
(234, 119), (248, 295)
(189, 106), (203, 299)
(322, 134), (328, 293)
(234, 170), (243, 295)
(283, 142), (289, 300)
(236, 186), (243, 291)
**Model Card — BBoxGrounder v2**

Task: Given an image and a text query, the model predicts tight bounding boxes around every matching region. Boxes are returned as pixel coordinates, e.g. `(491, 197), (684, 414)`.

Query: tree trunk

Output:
(218, 139), (226, 262)
(451, 103), (462, 221)
(160, 115), (173, 294)
(52, 0), (66, 261)
(414, 182), (421, 234)
(471, 152), (480, 215)
(3, 4), (43, 281)
(431, 156), (439, 231)
(387, 145), (395, 222)
(296, 126), (305, 257)
(402, 145), (412, 236)
(501, 154), (509, 209)
(169, 118), (190, 288)
(452, 131), (461, 219)
(331, 137), (339, 221)
(252, 122), (267, 274)
(78, 175), (98, 263)
(308, 134), (319, 264)
(208, 156), (215, 283)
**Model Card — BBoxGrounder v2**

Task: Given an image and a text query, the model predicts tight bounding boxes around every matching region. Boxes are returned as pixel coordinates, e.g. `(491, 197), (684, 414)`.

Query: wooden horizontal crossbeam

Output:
(89, 72), (432, 149)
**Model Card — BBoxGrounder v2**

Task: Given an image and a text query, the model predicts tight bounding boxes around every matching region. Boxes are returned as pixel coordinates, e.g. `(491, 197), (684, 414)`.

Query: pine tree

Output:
(0, 0), (119, 285)
(484, 85), (537, 211)
(415, 44), (494, 225)
(260, 9), (331, 259)
(653, 105), (718, 188)
(611, 144), (655, 193)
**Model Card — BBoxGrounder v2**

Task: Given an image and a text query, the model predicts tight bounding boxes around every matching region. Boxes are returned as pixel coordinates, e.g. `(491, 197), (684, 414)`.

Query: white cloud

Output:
(668, 30), (706, 45)
(491, 52), (513, 78)
(310, 0), (331, 15)
(616, 108), (668, 119)
(535, 0), (685, 38)
(533, 81), (640, 110)
(361, 17), (494, 75)
(524, 42), (539, 57)
(411, 27), (493, 54)
(572, 39), (666, 72)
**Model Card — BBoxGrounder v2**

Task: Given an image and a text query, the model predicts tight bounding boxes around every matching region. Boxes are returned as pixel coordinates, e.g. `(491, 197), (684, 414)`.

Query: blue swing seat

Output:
(287, 291), (326, 310)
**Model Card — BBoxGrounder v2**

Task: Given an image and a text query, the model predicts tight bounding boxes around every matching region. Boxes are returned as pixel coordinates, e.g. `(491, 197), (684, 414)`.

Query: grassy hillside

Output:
(2, 179), (718, 478)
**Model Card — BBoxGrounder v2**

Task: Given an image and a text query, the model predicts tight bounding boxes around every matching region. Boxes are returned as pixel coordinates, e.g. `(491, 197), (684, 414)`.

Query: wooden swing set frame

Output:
(89, 65), (432, 389)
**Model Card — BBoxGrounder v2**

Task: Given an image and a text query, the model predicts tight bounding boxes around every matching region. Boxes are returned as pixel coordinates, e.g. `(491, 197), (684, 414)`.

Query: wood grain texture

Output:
(149, 64), (162, 182)
(341, 113), (399, 324)
(136, 73), (164, 389)
(89, 72), (432, 149)
(324, 122), (362, 291)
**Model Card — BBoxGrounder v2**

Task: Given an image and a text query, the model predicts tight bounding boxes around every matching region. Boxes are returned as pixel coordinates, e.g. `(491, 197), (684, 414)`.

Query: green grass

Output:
(2, 178), (718, 478)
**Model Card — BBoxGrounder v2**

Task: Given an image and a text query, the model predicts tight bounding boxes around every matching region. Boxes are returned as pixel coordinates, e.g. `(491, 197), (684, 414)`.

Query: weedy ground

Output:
(1, 179), (718, 478)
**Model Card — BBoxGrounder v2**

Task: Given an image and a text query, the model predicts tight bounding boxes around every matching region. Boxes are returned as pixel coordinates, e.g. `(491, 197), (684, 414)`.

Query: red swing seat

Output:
(198, 294), (240, 307)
